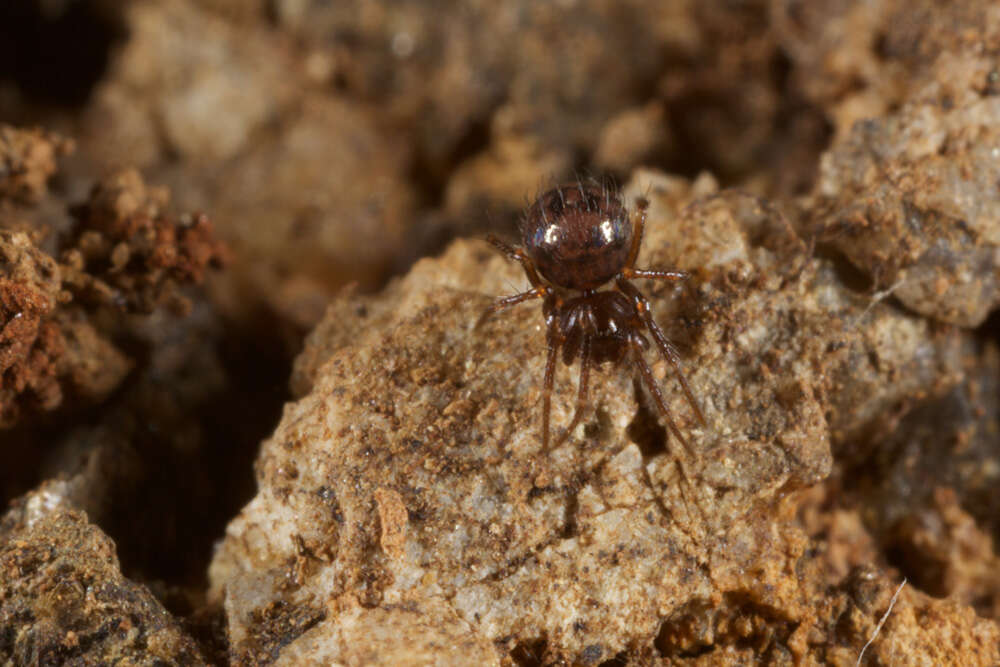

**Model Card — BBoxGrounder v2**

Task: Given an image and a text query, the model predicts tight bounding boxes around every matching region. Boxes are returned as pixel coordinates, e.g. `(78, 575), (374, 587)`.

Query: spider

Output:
(480, 181), (705, 452)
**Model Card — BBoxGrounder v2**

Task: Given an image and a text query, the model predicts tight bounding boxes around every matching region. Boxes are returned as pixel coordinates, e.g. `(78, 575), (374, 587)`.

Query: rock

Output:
(846, 344), (1000, 619)
(79, 0), (417, 313)
(0, 139), (225, 428)
(210, 170), (988, 663)
(61, 168), (228, 314)
(0, 228), (130, 428)
(0, 489), (207, 665)
(592, 103), (672, 177)
(811, 1), (1000, 327)
(0, 125), (72, 204)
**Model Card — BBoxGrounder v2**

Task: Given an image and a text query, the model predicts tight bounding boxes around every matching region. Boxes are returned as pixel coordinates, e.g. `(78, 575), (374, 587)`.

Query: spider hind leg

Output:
(629, 338), (709, 528)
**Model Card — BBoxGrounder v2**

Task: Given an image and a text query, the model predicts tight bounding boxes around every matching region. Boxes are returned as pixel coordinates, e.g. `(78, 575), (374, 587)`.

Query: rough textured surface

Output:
(0, 228), (129, 427)
(777, 1), (1000, 141)
(61, 168), (227, 314)
(843, 343), (1000, 620)
(77, 0), (417, 309)
(212, 172), (992, 664)
(0, 128), (128, 428)
(810, 2), (1000, 327)
(0, 125), (72, 204)
(0, 128), (224, 429)
(0, 488), (207, 665)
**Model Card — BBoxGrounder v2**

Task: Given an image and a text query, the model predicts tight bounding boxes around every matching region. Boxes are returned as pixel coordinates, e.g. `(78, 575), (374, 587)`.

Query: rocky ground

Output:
(1, 1), (1000, 665)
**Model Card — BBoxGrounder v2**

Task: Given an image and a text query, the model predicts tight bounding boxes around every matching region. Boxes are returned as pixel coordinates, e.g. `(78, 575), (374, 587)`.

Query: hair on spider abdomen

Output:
(479, 180), (706, 458)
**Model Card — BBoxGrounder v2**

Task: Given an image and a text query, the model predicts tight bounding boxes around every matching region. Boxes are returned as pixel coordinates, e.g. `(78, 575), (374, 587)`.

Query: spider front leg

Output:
(623, 196), (649, 270)
(486, 234), (544, 286)
(477, 235), (550, 328)
(476, 287), (547, 328)
(618, 279), (706, 426)
(621, 197), (689, 282)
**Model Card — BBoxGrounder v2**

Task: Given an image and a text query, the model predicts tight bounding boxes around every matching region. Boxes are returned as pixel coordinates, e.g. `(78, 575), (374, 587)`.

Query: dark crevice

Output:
(561, 490), (579, 539)
(0, 307), (291, 600)
(597, 650), (629, 667)
(661, 86), (740, 182)
(659, 39), (832, 194)
(812, 243), (877, 294)
(0, 1), (125, 108)
(509, 636), (548, 667)
(655, 593), (796, 659)
(883, 535), (947, 599)
(765, 51), (835, 196)
(407, 109), (496, 211)
(626, 378), (667, 460)
(391, 106), (509, 281)
(977, 305), (1000, 346)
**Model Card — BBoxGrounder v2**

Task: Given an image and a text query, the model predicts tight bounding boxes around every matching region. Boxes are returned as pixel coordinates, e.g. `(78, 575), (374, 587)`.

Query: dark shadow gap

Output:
(0, 1), (125, 108)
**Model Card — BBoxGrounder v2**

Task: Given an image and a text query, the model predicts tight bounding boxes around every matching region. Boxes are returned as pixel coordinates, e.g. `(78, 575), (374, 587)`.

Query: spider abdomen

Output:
(522, 184), (632, 290)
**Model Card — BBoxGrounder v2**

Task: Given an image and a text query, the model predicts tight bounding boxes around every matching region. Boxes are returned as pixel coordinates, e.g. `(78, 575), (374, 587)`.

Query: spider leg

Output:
(624, 196), (649, 270)
(478, 235), (550, 327)
(541, 313), (562, 451)
(629, 337), (695, 456)
(618, 279), (706, 426)
(486, 234), (544, 287)
(622, 268), (688, 282)
(556, 335), (590, 445)
(475, 287), (546, 328)
(630, 339), (708, 527)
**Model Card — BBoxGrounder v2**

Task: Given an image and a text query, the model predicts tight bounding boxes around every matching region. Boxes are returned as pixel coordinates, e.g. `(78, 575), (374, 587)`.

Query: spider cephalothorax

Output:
(480, 181), (705, 451)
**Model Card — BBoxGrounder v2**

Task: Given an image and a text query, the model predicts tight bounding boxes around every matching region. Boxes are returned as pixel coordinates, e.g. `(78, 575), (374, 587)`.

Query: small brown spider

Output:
(480, 181), (705, 451)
